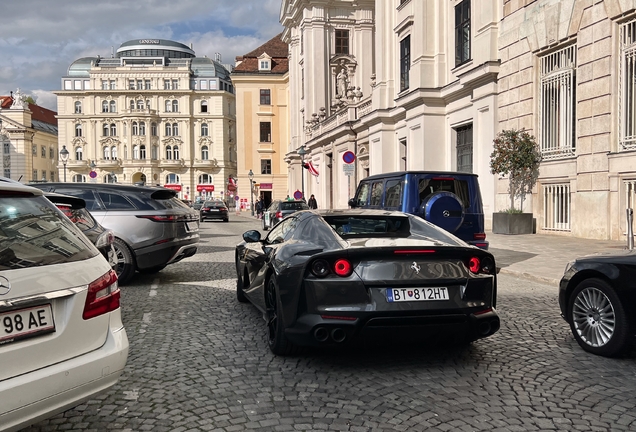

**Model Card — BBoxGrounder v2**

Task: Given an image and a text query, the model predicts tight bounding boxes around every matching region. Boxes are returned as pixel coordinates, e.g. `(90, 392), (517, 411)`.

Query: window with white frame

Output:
(102, 100), (109, 113)
(103, 123), (110, 136)
(539, 45), (577, 159)
(172, 122), (179, 136)
(199, 174), (212, 184)
(41, 146), (46, 158)
(112, 146), (117, 159)
(543, 183), (571, 231)
(104, 146), (111, 160)
(166, 145), (173, 160)
(201, 145), (209, 160)
(110, 100), (116, 112)
(72, 174), (86, 183)
(75, 146), (83, 160)
(173, 145), (180, 159)
(620, 19), (636, 150)
(75, 123), (82, 137)
(110, 123), (116, 136)
(139, 145), (146, 159)
(74, 101), (82, 114)
(455, 124), (473, 173)
(166, 173), (180, 184)
(201, 123), (208, 136)
(133, 145), (139, 160)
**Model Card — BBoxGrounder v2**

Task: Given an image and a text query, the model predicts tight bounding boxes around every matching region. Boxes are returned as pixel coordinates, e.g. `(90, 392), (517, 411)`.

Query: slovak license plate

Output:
(186, 221), (199, 231)
(386, 287), (449, 302)
(0, 304), (55, 345)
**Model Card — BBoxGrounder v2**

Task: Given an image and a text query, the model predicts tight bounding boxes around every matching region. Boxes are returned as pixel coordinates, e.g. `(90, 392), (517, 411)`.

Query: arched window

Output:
(201, 100), (208, 113)
(137, 100), (144, 110)
(151, 145), (158, 160)
(75, 147), (83, 160)
(103, 123), (109, 136)
(109, 100), (116, 112)
(130, 100), (135, 110)
(74, 101), (82, 114)
(75, 124), (82, 137)
(72, 174), (86, 183)
(151, 122), (157, 136)
(139, 122), (146, 135)
(165, 100), (172, 112)
(132, 122), (139, 135)
(172, 123), (179, 136)
(201, 145), (209, 160)
(166, 173), (180, 184)
(172, 100), (178, 112)
(165, 123), (172, 136)
(140, 145), (146, 159)
(102, 100), (109, 113)
(173, 145), (180, 159)
(111, 146), (118, 159)
(133, 145), (139, 160)
(166, 145), (172, 160)
(110, 123), (116, 136)
(201, 123), (208, 136)
(198, 174), (212, 184)
(103, 146), (111, 160)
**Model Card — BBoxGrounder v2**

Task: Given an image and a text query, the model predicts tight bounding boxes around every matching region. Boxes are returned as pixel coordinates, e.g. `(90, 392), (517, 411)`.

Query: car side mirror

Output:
(348, 198), (357, 208)
(242, 230), (261, 243)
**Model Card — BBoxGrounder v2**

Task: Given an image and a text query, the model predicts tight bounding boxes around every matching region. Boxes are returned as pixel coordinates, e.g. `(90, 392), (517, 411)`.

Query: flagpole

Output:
(298, 145), (307, 199)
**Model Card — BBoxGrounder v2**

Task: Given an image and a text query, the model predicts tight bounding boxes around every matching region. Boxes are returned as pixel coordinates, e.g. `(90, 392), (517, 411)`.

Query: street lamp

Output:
(298, 145), (307, 199)
(59, 145), (69, 182)
(248, 169), (255, 217)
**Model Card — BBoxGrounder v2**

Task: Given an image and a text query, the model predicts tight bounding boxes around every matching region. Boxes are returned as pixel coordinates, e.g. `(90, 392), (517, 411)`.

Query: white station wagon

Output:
(0, 180), (129, 431)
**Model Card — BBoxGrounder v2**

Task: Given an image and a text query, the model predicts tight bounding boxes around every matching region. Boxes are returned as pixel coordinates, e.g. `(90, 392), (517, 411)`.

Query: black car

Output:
(200, 200), (229, 222)
(235, 209), (499, 355)
(262, 200), (310, 230)
(559, 251), (636, 357)
(44, 193), (117, 270)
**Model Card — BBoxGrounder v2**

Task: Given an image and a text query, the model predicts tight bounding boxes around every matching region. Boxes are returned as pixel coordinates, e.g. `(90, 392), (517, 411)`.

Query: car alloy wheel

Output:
(569, 278), (630, 357)
(265, 277), (299, 356)
(112, 238), (135, 286)
(236, 261), (248, 303)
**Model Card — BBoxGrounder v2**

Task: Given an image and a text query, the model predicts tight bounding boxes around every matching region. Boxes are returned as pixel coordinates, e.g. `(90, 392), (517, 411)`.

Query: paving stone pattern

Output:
(23, 216), (636, 432)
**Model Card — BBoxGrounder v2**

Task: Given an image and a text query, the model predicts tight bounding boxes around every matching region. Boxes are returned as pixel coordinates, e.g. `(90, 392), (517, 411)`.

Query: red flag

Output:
(306, 161), (319, 177)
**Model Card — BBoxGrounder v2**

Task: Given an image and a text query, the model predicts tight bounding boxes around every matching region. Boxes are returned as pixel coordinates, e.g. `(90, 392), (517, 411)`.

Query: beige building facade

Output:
(55, 39), (236, 202)
(232, 34), (290, 209)
(0, 91), (59, 183)
(280, 0), (501, 218)
(499, 0), (636, 240)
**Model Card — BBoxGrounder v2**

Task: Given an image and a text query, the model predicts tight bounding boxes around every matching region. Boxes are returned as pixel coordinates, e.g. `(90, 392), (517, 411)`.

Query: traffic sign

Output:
(343, 164), (355, 177)
(89, 171), (97, 179)
(343, 151), (356, 164)
(293, 190), (303, 200)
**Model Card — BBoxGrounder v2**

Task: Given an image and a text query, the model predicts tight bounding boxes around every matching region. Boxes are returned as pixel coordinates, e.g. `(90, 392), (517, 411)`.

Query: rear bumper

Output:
(135, 236), (198, 270)
(200, 211), (228, 220)
(0, 325), (128, 432)
(284, 309), (500, 347)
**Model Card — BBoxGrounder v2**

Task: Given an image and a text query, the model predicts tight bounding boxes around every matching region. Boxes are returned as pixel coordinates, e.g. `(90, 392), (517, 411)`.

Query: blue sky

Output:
(0, 0), (284, 110)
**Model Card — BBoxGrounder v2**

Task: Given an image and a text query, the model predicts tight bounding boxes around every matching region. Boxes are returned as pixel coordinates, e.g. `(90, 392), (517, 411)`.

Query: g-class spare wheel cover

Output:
(422, 192), (465, 233)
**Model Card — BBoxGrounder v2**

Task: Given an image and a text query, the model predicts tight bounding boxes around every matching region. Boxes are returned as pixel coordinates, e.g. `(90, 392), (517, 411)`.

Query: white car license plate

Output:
(386, 287), (449, 302)
(209, 209), (219, 212)
(186, 221), (199, 231)
(0, 304), (55, 345)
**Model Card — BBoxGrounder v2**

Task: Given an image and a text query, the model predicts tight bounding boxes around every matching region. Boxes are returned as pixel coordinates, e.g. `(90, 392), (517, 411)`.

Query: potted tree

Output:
(490, 129), (542, 234)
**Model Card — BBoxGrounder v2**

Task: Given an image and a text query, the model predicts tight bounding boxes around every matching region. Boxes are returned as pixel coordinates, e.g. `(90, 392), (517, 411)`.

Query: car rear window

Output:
(98, 191), (136, 210)
(153, 197), (191, 210)
(0, 196), (97, 270)
(280, 202), (309, 211)
(56, 205), (97, 231)
(323, 216), (410, 237)
(418, 178), (470, 208)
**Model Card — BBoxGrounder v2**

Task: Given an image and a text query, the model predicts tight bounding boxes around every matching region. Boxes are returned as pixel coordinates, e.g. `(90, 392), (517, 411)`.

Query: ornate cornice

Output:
(198, 136), (214, 146)
(161, 137), (183, 146)
(99, 137), (121, 146)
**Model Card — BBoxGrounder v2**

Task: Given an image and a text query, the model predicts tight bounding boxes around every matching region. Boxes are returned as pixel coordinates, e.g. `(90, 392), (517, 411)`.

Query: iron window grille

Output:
(543, 183), (571, 231)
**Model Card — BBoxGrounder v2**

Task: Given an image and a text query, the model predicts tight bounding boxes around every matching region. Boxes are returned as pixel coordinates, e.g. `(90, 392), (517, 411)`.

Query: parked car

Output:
(200, 200), (229, 222)
(30, 183), (199, 285)
(193, 201), (204, 211)
(349, 171), (488, 249)
(44, 192), (117, 270)
(559, 251), (636, 357)
(0, 180), (129, 431)
(236, 209), (499, 355)
(262, 200), (310, 231)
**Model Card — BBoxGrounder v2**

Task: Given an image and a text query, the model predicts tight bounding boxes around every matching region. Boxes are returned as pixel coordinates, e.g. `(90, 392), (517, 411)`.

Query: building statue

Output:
(10, 88), (26, 110)
(336, 68), (348, 97)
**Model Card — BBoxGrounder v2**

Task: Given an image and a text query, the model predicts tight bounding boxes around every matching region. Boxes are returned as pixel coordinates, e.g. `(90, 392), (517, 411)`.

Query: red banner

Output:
(164, 184), (182, 191)
(197, 184), (215, 192)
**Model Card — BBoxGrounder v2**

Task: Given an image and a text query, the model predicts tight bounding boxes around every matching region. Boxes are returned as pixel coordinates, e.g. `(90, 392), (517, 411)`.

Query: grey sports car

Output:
(235, 209), (499, 355)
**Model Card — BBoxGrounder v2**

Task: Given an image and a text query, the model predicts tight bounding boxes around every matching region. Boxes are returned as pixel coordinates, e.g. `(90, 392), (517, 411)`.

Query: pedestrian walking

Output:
(308, 194), (318, 209)
(255, 199), (263, 219)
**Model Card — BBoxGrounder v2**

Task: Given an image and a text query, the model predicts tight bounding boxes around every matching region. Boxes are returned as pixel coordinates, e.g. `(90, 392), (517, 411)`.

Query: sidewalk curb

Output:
(498, 267), (559, 287)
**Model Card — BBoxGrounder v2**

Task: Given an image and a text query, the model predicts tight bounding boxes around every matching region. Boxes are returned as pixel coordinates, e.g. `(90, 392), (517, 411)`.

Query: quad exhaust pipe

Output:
(314, 327), (329, 342)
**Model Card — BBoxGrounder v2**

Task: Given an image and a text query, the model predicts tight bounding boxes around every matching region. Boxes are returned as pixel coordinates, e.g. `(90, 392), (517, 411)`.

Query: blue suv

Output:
(349, 171), (488, 249)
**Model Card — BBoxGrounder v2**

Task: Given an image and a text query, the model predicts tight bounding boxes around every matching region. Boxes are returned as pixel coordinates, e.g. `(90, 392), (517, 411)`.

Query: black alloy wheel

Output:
(113, 238), (135, 285)
(568, 278), (631, 357)
(265, 277), (299, 356)
(236, 262), (249, 303)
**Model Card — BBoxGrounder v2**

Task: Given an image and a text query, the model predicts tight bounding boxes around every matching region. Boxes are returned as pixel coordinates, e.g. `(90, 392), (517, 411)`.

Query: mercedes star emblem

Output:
(0, 276), (11, 296)
(443, 210), (450, 217)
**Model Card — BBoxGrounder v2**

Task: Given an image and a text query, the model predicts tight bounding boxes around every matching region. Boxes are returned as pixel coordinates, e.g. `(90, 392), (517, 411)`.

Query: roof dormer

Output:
(258, 53), (272, 71)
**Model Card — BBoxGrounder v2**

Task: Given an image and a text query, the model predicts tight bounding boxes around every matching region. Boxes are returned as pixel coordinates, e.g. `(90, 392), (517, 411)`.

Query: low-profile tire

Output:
(138, 264), (167, 274)
(568, 278), (631, 357)
(113, 238), (135, 285)
(236, 267), (249, 303)
(265, 276), (300, 356)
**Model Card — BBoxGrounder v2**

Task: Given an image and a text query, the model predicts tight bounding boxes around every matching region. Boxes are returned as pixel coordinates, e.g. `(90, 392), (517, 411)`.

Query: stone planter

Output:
(492, 212), (534, 235)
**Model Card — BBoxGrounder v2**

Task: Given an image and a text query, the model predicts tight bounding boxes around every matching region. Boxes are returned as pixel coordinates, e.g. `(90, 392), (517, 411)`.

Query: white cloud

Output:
(0, 0), (283, 110)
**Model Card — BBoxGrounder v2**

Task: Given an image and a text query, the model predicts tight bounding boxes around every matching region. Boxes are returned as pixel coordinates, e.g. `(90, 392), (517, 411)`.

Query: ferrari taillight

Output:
(468, 257), (480, 273)
(334, 259), (352, 277)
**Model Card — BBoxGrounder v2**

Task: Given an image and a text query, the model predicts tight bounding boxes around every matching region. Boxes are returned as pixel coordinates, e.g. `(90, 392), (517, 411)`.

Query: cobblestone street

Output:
(24, 216), (636, 432)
